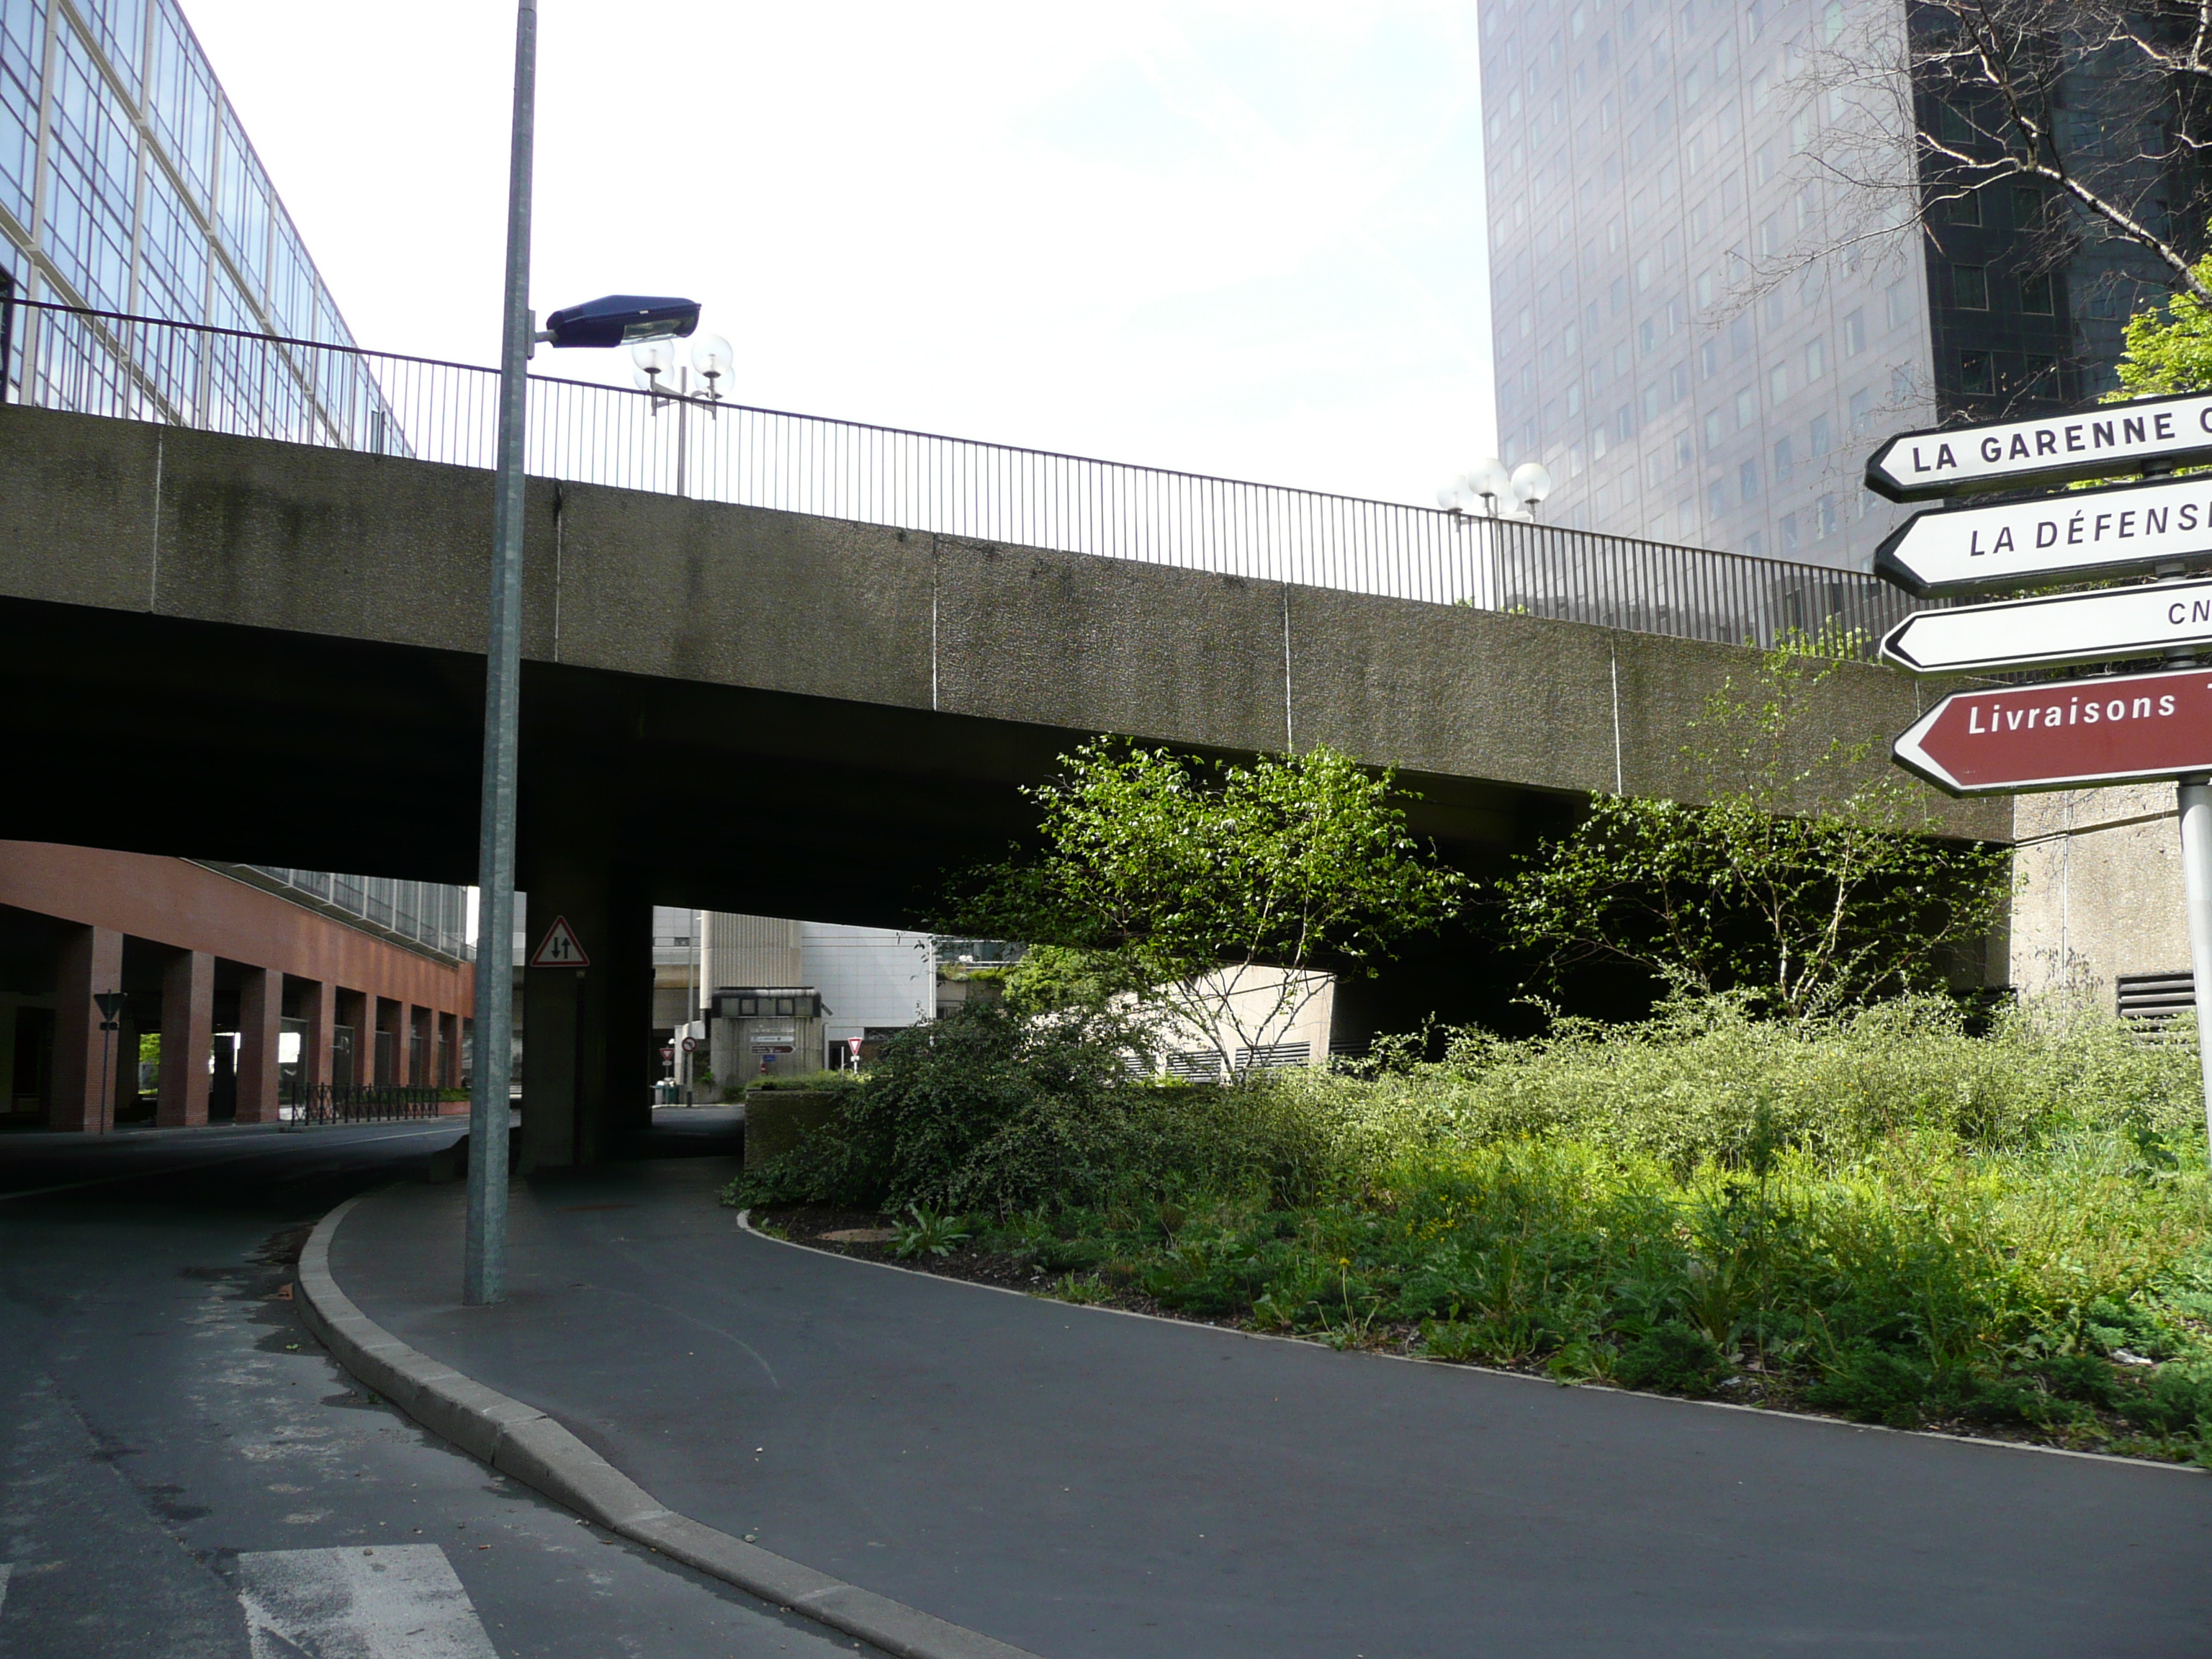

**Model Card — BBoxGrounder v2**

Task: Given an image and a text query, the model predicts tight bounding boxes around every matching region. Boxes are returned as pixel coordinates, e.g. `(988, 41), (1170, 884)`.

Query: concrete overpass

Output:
(0, 404), (2004, 1164)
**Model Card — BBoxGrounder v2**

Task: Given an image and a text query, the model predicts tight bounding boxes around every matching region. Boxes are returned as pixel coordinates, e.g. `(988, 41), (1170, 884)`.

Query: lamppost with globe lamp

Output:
(1437, 457), (1553, 521)
(631, 333), (735, 498)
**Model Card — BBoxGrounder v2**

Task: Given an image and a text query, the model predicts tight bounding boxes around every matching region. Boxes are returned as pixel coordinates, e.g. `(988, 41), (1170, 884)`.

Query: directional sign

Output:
(1893, 666), (2212, 796)
(1874, 472), (2212, 597)
(1866, 390), (2212, 501)
(1880, 578), (2212, 675)
(529, 915), (591, 968)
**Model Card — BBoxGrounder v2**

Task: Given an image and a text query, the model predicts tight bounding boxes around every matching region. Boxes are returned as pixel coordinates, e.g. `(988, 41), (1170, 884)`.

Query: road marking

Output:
(237, 1545), (498, 1659)
(0, 1560), (11, 1618)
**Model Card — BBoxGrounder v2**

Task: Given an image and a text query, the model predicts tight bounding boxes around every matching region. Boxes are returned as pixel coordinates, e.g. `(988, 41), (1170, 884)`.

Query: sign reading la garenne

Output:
(1865, 387), (2212, 501)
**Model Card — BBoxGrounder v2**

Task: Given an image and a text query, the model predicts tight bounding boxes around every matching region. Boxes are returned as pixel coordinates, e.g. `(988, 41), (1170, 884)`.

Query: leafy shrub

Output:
(1613, 1322), (1730, 1397)
(727, 999), (1368, 1215)
(731, 992), (2212, 1458)
(890, 1205), (969, 1259)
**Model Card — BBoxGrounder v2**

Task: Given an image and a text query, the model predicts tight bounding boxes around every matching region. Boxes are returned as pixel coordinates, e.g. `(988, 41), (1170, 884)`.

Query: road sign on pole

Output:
(529, 915), (590, 968)
(1865, 390), (2212, 501)
(1874, 473), (2212, 596)
(1867, 397), (2212, 1167)
(1891, 666), (2212, 796)
(1880, 578), (2212, 675)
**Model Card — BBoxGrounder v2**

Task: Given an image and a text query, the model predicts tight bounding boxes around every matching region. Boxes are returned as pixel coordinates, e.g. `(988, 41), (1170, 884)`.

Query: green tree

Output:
(943, 741), (1466, 1081)
(2109, 238), (2212, 398)
(1498, 644), (2010, 1020)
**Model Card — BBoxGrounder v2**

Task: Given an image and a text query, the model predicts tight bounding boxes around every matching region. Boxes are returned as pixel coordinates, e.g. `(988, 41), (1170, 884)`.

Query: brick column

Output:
(440, 1011), (459, 1087)
(50, 924), (123, 1132)
(235, 967), (282, 1124)
(361, 995), (385, 1087)
(302, 979), (336, 1089)
(406, 1004), (426, 1084)
(156, 950), (214, 1128)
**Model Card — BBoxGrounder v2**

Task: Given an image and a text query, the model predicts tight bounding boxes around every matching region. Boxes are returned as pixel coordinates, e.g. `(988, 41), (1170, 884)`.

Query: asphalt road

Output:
(0, 1116), (868, 1659)
(334, 1158), (2212, 1659)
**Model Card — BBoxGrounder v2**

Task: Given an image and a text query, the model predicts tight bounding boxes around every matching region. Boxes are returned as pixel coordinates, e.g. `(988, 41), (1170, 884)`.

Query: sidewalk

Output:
(332, 1158), (2212, 1659)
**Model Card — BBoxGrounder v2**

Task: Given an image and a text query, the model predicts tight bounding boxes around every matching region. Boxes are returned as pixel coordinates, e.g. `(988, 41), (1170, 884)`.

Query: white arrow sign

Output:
(1874, 473), (2212, 596)
(1881, 579), (2212, 675)
(1865, 391), (2212, 501)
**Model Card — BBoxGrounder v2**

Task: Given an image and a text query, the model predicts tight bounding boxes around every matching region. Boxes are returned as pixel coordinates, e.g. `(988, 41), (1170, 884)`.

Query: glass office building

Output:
(1, 0), (467, 956)
(1480, 0), (2180, 572)
(0, 0), (400, 446)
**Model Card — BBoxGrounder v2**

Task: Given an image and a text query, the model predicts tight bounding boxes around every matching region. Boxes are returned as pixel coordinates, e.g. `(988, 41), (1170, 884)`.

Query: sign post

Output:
(1872, 395), (2212, 1163)
(2182, 783), (2212, 1159)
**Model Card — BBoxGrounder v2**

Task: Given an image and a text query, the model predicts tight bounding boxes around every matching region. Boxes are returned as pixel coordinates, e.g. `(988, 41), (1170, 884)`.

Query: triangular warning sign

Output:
(529, 915), (591, 968)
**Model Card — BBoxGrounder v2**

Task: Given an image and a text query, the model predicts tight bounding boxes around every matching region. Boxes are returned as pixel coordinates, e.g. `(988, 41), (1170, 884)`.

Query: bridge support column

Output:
(518, 850), (652, 1172)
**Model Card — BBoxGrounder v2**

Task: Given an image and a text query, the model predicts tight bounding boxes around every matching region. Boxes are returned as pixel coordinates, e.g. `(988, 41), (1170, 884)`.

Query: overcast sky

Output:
(181, 1), (1493, 505)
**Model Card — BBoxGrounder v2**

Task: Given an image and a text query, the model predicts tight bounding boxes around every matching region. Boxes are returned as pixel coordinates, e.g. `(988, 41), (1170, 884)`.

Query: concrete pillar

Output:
(50, 924), (123, 1132)
(235, 966), (282, 1124)
(156, 949), (214, 1128)
(518, 853), (653, 1172)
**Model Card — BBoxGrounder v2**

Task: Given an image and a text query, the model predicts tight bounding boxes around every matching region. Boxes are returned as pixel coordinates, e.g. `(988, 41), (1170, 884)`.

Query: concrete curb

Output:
(295, 1194), (1048, 1659)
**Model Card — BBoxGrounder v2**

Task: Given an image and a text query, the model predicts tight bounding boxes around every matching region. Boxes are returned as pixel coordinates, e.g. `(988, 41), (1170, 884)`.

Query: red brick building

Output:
(1, 842), (474, 1130)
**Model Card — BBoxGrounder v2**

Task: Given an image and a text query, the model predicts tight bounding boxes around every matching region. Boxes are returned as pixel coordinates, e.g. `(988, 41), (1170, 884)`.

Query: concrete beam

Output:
(0, 405), (2008, 858)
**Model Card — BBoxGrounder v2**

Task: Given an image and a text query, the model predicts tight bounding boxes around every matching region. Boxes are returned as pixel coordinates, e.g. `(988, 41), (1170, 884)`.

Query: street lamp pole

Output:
(464, 0), (539, 1307)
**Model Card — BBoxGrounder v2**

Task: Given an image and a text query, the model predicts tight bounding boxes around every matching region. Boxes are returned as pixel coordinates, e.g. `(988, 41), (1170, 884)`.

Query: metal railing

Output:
(282, 1081), (449, 1128)
(1, 295), (1916, 657)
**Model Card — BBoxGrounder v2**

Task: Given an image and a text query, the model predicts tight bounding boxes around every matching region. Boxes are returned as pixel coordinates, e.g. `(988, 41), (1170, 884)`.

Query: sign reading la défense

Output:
(1865, 389), (2212, 501)
(1893, 667), (2212, 796)
(1874, 471), (2212, 596)
(1880, 577), (2212, 675)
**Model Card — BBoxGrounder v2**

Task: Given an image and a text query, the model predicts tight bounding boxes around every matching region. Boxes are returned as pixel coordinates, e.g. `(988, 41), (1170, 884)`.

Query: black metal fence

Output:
(1, 295), (1915, 658)
(282, 1081), (448, 1128)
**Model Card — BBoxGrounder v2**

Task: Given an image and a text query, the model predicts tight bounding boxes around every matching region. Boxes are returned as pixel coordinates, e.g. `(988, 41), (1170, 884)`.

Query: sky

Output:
(181, 1), (1495, 506)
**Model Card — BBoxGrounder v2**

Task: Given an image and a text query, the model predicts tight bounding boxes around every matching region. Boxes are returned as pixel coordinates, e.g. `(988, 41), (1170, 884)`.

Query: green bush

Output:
(727, 992), (2212, 1458)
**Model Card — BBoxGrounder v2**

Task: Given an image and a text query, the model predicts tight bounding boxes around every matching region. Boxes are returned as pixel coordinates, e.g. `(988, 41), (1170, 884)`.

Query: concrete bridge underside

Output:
(0, 406), (2003, 1164)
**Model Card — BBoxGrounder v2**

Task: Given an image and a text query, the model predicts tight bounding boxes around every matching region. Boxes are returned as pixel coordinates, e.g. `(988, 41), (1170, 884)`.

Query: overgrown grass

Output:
(727, 996), (2212, 1460)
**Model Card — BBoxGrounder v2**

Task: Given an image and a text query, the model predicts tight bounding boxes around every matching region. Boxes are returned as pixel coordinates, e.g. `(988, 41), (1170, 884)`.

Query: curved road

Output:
(331, 1156), (2212, 1659)
(0, 1118), (871, 1658)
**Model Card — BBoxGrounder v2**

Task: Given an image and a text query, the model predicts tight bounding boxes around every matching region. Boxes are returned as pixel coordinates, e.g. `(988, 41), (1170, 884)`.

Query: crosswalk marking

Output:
(237, 1545), (498, 1659)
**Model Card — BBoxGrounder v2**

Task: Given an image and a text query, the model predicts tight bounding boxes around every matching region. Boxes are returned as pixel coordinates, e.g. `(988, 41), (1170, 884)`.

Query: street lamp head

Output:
(1470, 456), (1514, 508)
(1509, 461), (1553, 508)
(689, 333), (734, 390)
(630, 338), (675, 377)
(541, 294), (702, 349)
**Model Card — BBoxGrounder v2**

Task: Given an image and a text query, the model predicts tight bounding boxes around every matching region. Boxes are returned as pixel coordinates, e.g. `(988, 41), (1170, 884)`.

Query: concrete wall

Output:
(2009, 786), (2190, 1010)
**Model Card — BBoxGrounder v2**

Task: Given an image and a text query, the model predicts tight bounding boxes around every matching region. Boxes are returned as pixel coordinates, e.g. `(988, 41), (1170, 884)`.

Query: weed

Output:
(889, 1205), (970, 1259)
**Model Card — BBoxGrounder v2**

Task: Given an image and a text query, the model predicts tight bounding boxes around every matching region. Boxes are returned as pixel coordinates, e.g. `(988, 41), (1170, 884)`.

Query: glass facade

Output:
(0, 0), (392, 446)
(1480, 0), (2178, 573)
(0, 1), (471, 958)
(242, 869), (473, 963)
